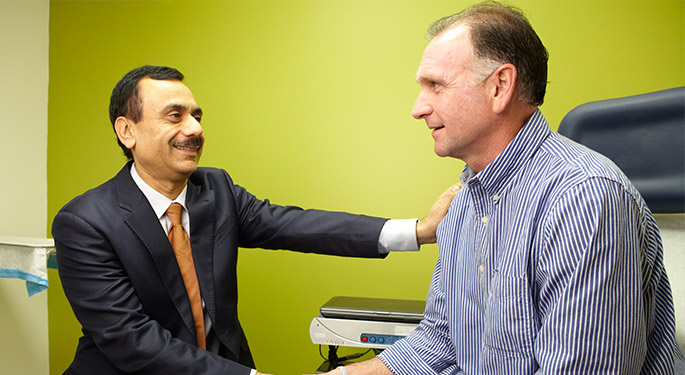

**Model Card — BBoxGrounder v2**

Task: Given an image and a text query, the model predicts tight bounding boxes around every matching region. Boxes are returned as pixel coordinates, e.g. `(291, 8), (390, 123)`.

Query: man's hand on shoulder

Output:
(416, 183), (461, 245)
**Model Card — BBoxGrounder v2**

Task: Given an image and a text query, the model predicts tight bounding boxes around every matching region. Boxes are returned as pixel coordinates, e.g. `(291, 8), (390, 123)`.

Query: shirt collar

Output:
(130, 163), (188, 220)
(461, 109), (550, 196)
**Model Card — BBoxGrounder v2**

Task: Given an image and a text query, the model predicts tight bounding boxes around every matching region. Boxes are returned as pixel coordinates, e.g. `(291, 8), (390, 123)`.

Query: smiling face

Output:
(116, 78), (204, 194)
(412, 24), (499, 167)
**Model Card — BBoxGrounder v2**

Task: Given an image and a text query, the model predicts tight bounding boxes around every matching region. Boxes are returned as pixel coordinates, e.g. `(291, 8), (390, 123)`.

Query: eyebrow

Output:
(164, 103), (203, 116)
(416, 75), (441, 84)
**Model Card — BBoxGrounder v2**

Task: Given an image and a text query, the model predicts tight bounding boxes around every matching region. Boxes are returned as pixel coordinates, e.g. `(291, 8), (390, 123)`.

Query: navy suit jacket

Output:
(53, 163), (387, 374)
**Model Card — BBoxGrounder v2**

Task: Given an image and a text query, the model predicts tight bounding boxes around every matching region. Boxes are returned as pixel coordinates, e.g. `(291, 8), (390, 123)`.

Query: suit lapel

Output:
(186, 179), (217, 326)
(187, 174), (242, 360)
(114, 163), (198, 343)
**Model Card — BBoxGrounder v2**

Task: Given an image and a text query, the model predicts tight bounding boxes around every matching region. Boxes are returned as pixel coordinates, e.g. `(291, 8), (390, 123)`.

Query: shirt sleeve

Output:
(532, 177), (655, 373)
(377, 219), (419, 254)
(377, 258), (456, 374)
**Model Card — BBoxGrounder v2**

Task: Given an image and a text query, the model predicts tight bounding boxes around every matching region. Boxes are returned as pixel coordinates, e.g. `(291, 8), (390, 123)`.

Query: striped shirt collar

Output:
(461, 109), (549, 197)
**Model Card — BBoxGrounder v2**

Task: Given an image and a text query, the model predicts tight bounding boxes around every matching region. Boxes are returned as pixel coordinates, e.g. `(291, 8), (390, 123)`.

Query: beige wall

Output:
(0, 0), (50, 374)
(656, 214), (685, 352)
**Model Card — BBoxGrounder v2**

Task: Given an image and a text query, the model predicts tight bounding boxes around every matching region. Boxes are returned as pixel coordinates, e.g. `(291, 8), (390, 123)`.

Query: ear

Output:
(114, 116), (136, 150)
(489, 63), (517, 114)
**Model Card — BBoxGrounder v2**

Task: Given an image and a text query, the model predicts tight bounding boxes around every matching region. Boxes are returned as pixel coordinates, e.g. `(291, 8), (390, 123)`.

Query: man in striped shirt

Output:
(320, 1), (684, 374)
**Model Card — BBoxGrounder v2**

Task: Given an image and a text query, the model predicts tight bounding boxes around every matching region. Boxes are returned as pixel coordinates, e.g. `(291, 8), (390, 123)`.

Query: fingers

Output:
(416, 183), (461, 245)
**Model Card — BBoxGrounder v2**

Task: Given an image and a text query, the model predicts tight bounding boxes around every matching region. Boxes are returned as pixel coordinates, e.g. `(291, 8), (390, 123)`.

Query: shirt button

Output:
(493, 194), (500, 201)
(481, 216), (488, 224)
(478, 265), (484, 273)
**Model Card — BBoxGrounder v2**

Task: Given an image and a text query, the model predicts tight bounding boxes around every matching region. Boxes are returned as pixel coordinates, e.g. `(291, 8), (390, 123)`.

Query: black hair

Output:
(109, 65), (184, 159)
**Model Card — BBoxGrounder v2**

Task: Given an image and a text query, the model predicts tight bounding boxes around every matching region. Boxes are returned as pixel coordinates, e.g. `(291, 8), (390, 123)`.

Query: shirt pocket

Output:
(483, 271), (535, 358)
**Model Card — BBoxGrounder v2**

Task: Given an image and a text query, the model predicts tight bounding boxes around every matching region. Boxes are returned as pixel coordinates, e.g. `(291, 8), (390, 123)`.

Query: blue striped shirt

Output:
(378, 110), (684, 374)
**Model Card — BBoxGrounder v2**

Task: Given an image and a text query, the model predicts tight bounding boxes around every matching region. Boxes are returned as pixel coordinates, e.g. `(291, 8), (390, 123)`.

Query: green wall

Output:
(47, 1), (685, 374)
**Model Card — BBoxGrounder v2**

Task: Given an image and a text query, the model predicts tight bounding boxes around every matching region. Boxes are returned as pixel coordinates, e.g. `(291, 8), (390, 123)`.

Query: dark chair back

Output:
(558, 87), (685, 213)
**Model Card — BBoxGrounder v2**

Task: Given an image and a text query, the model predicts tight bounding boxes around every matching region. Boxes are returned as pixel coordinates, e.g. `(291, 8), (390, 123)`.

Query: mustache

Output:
(171, 137), (203, 148)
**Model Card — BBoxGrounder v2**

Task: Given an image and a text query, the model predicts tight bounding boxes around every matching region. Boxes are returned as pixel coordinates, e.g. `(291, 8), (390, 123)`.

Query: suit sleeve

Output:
(53, 210), (253, 375)
(223, 171), (388, 258)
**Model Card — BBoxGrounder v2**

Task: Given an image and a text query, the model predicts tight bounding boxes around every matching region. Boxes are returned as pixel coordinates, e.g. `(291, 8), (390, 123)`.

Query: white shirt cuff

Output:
(378, 219), (419, 254)
(250, 369), (257, 375)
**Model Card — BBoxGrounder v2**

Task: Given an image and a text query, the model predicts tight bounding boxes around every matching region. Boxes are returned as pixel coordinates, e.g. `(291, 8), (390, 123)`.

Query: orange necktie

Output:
(166, 203), (206, 349)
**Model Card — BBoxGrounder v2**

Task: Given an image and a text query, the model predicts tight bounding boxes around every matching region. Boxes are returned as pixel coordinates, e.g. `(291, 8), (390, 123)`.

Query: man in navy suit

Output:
(52, 65), (457, 374)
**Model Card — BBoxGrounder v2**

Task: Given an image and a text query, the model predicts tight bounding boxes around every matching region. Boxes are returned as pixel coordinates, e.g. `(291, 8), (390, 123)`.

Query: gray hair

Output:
(426, 1), (548, 106)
